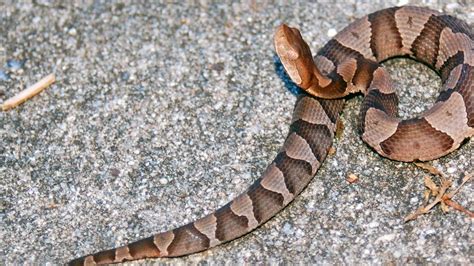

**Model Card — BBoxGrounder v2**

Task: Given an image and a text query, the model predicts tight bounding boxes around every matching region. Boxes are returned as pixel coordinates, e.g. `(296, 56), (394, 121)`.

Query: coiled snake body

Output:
(71, 6), (473, 265)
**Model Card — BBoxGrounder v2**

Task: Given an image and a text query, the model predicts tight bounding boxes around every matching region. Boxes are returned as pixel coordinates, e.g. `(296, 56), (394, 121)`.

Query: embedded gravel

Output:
(1, 1), (472, 265)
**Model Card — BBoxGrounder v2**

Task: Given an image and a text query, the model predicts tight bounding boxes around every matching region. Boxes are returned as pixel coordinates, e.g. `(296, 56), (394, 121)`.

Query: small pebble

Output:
(0, 70), (11, 81)
(282, 222), (293, 235)
(375, 233), (396, 243)
(327, 28), (337, 37)
(0, 70), (10, 81)
(120, 71), (130, 81)
(425, 228), (436, 235)
(393, 250), (402, 258)
(368, 221), (379, 228)
(6, 59), (26, 70)
(110, 168), (120, 177)
(397, 0), (409, 6)
(68, 28), (77, 36)
(213, 101), (223, 110)
(446, 3), (460, 10)
(159, 178), (168, 185)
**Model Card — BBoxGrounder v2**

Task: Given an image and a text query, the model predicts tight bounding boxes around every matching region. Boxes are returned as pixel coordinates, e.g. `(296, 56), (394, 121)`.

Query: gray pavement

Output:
(1, 1), (472, 264)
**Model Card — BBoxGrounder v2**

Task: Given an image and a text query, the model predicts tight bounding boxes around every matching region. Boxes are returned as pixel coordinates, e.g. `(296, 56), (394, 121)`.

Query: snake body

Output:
(70, 6), (473, 265)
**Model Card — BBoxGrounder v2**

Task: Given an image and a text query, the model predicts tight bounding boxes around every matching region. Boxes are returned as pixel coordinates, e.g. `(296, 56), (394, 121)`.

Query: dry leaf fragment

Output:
(443, 199), (474, 218)
(422, 189), (431, 206)
(424, 175), (439, 196)
(446, 173), (471, 199)
(405, 173), (472, 222)
(440, 200), (449, 213)
(2, 73), (55, 111)
(414, 162), (443, 176)
(404, 207), (424, 222)
(328, 146), (336, 156)
(346, 173), (359, 184)
(335, 119), (344, 139)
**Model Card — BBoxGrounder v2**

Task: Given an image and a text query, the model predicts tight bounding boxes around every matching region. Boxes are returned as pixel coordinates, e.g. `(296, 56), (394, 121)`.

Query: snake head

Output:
(274, 24), (317, 89)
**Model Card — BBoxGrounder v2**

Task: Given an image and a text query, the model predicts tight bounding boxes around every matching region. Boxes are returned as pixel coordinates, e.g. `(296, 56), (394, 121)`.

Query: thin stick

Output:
(2, 73), (55, 111)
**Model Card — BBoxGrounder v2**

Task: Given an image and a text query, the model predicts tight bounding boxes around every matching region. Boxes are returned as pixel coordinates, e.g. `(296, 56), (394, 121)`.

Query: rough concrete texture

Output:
(1, 0), (472, 265)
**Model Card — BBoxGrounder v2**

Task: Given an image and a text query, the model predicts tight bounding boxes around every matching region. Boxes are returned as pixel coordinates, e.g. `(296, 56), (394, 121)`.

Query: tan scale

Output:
(436, 27), (474, 70)
(367, 67), (395, 95)
(291, 97), (336, 131)
(362, 108), (400, 153)
(228, 194), (260, 230)
(193, 214), (220, 247)
(281, 133), (320, 174)
(423, 92), (474, 146)
(443, 64), (464, 90)
(152, 231), (174, 257)
(336, 58), (358, 84)
(314, 55), (335, 75)
(259, 164), (295, 206)
(114, 247), (133, 262)
(394, 6), (438, 54)
(334, 16), (376, 61)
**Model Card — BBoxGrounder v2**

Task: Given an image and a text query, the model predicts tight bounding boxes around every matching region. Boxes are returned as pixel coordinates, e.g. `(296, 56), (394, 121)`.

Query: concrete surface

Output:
(0, 0), (472, 264)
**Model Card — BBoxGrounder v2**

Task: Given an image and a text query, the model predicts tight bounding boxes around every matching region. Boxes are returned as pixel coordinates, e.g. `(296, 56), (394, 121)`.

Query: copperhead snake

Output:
(70, 6), (473, 265)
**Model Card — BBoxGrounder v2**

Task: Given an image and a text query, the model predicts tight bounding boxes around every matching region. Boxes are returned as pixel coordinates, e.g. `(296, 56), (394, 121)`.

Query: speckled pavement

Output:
(1, 1), (472, 265)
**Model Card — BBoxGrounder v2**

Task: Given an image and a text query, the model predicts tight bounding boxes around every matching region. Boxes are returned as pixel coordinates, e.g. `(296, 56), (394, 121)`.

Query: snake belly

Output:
(70, 6), (473, 265)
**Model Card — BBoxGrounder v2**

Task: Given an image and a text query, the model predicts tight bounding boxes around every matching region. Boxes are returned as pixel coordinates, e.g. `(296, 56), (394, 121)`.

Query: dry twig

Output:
(405, 163), (473, 222)
(2, 73), (55, 111)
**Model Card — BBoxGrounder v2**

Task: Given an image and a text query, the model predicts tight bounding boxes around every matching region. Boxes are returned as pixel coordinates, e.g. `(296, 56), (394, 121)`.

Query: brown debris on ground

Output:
(404, 162), (473, 222)
(335, 119), (344, 139)
(346, 173), (359, 184)
(328, 146), (336, 156)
